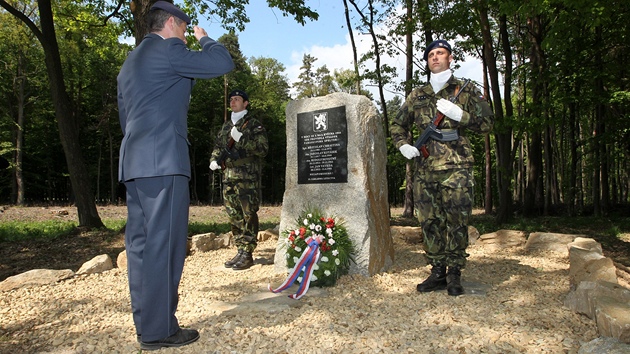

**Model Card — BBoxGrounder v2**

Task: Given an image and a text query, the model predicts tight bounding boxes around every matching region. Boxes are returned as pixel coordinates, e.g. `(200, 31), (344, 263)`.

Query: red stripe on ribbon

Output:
(268, 236), (322, 299)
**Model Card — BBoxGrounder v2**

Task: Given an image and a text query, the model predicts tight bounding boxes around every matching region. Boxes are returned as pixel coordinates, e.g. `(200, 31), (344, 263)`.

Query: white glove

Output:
(209, 161), (220, 171)
(436, 98), (463, 122)
(399, 144), (421, 160)
(230, 126), (243, 142)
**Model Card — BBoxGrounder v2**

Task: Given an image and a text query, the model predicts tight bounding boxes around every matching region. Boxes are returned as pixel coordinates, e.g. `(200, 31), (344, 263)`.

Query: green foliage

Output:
(2, 0), (630, 217)
(185, 0), (319, 32)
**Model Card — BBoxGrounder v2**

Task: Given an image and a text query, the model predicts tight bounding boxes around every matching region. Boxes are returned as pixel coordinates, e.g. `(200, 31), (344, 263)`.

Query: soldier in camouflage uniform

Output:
(390, 40), (494, 296)
(210, 90), (268, 270)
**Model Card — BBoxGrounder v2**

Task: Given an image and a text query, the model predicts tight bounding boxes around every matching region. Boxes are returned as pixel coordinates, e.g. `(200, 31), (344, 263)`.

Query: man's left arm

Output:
(449, 85), (494, 134)
(236, 118), (268, 158)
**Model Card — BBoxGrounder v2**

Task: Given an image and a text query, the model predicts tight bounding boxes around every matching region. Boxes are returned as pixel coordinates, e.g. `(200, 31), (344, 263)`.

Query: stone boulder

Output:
(117, 250), (127, 270)
(0, 269), (74, 292)
(76, 254), (113, 275)
(569, 248), (618, 290)
(189, 232), (231, 254)
(274, 93), (393, 277)
(578, 337), (630, 353)
(564, 237), (630, 344)
(390, 226), (422, 244)
(525, 232), (583, 255)
(258, 226), (279, 242)
(595, 296), (630, 343)
(476, 230), (526, 250)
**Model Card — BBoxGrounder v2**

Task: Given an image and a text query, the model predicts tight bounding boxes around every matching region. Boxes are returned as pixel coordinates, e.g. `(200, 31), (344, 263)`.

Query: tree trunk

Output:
(484, 134), (492, 213)
(15, 53), (26, 205)
(342, 0), (361, 94)
(130, 0), (151, 45)
(567, 97), (578, 216)
(476, 2), (510, 222)
(38, 0), (103, 228)
(402, 0), (414, 218)
(523, 15), (546, 217)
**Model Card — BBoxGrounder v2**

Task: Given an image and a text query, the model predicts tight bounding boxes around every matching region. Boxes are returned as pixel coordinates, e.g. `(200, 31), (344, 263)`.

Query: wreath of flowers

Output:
(282, 208), (356, 287)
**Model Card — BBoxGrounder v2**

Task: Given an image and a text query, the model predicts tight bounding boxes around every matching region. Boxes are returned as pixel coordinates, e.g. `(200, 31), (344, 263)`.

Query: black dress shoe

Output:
(224, 249), (243, 268)
(140, 328), (200, 351)
(232, 251), (254, 270)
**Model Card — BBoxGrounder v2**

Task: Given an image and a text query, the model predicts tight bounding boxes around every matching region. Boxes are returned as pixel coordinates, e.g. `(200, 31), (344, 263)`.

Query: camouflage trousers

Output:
(223, 180), (260, 252)
(414, 168), (473, 268)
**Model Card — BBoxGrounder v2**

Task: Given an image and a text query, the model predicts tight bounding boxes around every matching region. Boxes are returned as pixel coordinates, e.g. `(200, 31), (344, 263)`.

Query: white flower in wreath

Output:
(313, 263), (319, 270)
(320, 256), (329, 263)
(293, 256), (299, 263)
(326, 228), (333, 235)
(324, 270), (331, 276)
(335, 258), (341, 265)
(303, 219), (308, 226)
(307, 213), (313, 218)
(309, 223), (316, 230)
(295, 246), (302, 253)
(315, 225), (322, 232)
(311, 274), (318, 281)
(298, 276), (303, 283)
(332, 250), (339, 256)
(328, 238), (336, 245)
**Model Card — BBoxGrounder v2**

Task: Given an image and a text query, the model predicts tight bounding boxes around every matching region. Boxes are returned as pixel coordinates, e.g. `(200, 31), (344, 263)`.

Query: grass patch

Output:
(0, 218), (280, 244)
(0, 220), (77, 242)
(470, 214), (630, 240)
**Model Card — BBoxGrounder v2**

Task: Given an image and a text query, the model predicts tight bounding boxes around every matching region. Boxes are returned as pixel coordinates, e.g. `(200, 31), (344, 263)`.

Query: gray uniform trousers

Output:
(124, 175), (189, 342)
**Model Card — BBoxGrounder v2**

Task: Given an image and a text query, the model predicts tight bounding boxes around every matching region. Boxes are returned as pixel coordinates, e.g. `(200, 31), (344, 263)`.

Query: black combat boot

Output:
(232, 251), (254, 270)
(416, 265), (447, 292)
(446, 266), (464, 296)
(224, 249), (243, 268)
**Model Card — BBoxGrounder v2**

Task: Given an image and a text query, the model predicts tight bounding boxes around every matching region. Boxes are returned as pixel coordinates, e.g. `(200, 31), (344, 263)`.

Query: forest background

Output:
(0, 0), (629, 228)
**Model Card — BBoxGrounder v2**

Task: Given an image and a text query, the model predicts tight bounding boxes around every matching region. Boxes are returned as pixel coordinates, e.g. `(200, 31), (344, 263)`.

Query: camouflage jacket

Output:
(210, 112), (268, 182)
(390, 75), (494, 171)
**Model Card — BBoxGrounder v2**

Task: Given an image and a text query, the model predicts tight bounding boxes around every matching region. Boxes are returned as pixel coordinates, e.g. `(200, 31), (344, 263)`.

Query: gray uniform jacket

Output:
(117, 34), (234, 182)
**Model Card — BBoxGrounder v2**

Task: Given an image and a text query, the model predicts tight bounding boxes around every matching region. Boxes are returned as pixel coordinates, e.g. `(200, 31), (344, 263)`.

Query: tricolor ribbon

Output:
(268, 236), (322, 299)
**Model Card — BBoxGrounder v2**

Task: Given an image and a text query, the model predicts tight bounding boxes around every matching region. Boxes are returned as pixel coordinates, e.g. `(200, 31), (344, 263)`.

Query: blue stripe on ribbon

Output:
(268, 236), (322, 299)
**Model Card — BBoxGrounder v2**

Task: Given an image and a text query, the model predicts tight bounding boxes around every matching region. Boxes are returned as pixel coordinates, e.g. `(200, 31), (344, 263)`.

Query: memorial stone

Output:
(274, 92), (394, 276)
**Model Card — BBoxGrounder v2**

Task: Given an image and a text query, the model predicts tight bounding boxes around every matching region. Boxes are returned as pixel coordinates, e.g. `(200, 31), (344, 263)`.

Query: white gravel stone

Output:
(0, 237), (604, 353)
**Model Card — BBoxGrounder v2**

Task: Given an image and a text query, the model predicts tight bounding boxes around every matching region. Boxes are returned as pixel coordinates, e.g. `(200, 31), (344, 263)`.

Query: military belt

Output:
(225, 157), (256, 168)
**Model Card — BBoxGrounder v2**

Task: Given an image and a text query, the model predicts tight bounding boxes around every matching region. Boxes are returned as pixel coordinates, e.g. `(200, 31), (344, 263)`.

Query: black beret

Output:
(150, 1), (191, 25)
(229, 90), (249, 102)
(423, 40), (452, 61)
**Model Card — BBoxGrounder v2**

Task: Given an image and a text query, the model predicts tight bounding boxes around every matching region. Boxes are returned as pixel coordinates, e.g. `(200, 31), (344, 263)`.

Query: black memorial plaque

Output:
(297, 105), (348, 184)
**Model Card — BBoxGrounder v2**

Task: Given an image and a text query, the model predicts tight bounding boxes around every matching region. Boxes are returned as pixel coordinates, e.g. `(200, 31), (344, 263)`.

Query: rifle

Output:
(413, 79), (471, 158)
(216, 118), (251, 170)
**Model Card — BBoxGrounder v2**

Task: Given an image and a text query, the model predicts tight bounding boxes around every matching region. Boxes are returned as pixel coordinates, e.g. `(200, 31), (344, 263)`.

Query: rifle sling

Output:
(432, 128), (459, 142)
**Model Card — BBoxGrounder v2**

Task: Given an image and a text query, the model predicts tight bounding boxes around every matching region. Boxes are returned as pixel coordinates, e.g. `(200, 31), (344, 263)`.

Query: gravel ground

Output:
(0, 219), (601, 354)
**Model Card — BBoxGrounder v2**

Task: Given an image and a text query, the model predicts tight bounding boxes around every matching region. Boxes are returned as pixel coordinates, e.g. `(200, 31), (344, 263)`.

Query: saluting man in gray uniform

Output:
(117, 1), (234, 350)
